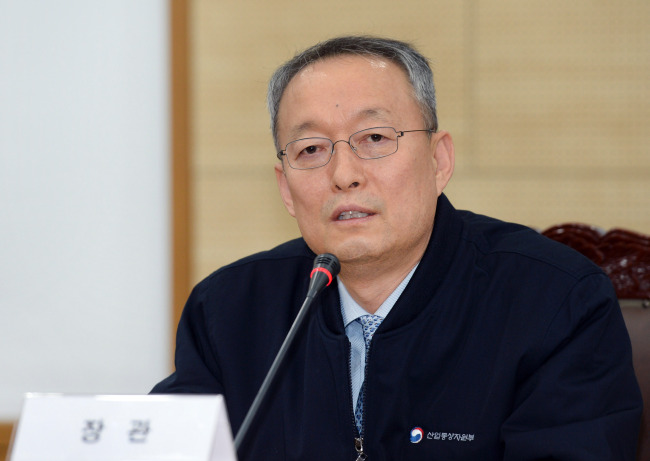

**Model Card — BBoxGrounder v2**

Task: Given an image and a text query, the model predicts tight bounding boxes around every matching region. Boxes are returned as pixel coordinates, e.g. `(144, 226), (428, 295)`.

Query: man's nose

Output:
(330, 140), (364, 190)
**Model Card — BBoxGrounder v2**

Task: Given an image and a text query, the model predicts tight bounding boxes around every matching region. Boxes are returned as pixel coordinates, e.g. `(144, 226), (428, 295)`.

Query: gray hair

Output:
(267, 35), (438, 150)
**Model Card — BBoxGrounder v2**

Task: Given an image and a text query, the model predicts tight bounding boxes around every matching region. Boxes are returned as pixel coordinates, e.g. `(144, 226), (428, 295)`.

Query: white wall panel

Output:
(0, 0), (170, 419)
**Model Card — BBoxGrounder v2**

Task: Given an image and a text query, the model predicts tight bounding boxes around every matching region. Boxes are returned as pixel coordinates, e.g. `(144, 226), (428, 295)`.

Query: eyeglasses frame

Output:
(276, 126), (436, 170)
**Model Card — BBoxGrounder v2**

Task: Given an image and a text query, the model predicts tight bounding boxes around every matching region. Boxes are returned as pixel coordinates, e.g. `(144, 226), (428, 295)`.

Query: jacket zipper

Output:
(348, 342), (366, 459)
(355, 436), (367, 461)
(350, 338), (373, 460)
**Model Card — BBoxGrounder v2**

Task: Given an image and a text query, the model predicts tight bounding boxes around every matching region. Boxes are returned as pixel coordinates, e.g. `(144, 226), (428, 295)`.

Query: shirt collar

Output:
(339, 264), (418, 328)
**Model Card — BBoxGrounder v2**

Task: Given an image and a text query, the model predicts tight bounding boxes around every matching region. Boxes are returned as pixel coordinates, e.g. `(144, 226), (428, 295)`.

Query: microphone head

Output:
(312, 253), (341, 278)
(307, 253), (340, 297)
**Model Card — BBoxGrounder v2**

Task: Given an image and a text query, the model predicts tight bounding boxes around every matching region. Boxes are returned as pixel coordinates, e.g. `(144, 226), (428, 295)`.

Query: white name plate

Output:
(9, 393), (237, 461)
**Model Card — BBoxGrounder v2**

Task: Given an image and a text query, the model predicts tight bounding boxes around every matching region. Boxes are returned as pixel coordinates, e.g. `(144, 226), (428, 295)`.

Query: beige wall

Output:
(188, 0), (650, 284)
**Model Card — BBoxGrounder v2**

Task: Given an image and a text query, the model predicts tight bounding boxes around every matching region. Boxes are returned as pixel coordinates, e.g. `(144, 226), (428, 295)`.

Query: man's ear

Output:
(431, 131), (455, 196)
(275, 162), (296, 217)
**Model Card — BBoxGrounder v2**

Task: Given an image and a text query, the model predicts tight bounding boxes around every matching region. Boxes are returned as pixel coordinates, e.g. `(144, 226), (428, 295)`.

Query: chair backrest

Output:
(543, 224), (650, 460)
(621, 301), (650, 461)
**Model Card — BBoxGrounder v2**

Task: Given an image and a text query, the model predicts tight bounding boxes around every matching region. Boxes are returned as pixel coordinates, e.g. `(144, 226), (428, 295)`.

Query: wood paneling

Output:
(0, 422), (14, 461)
(170, 0), (192, 347)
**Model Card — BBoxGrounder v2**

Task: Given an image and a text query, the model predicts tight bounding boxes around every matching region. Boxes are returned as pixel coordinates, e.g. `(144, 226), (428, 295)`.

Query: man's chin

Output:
(324, 241), (378, 266)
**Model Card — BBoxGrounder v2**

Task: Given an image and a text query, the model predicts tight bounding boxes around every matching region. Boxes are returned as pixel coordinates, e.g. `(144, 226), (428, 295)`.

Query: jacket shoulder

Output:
(191, 237), (315, 301)
(456, 210), (603, 280)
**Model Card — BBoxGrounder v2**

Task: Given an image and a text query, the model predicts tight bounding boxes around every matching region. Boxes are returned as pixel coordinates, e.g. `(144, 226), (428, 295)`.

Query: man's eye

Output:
(359, 132), (389, 144)
(295, 142), (330, 157)
(303, 145), (320, 155)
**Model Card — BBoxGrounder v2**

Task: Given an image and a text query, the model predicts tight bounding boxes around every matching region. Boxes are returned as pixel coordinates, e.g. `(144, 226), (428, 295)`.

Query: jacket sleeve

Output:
(501, 273), (642, 460)
(150, 283), (225, 395)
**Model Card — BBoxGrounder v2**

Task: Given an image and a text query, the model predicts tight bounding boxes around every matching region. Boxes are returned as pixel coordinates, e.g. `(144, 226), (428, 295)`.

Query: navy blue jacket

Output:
(152, 195), (642, 460)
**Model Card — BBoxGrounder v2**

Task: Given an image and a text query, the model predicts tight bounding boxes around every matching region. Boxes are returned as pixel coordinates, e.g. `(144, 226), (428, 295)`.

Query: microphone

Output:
(307, 253), (341, 299)
(233, 253), (340, 452)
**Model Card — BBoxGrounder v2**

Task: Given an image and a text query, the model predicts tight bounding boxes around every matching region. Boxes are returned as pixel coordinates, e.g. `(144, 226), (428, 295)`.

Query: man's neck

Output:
(338, 258), (420, 314)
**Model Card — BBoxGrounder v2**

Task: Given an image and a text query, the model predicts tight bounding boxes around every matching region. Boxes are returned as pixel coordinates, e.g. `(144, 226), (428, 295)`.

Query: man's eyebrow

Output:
(286, 108), (394, 141)
(288, 121), (318, 141)
(356, 107), (392, 122)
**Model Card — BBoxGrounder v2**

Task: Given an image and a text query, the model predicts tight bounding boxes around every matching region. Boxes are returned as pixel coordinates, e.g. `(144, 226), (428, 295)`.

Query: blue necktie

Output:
(354, 314), (383, 434)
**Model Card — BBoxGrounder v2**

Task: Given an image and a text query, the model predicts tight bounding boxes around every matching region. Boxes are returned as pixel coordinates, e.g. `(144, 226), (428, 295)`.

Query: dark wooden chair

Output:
(543, 224), (650, 460)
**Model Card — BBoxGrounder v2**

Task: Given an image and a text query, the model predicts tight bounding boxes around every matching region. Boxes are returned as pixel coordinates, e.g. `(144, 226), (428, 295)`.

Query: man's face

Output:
(275, 55), (454, 271)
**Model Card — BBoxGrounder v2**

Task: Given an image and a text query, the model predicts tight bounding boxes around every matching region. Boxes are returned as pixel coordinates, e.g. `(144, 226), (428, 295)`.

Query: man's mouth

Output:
(338, 211), (370, 220)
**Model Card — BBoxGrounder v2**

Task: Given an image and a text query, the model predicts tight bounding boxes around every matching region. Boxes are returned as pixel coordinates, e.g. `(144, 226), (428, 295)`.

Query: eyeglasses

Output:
(277, 126), (435, 170)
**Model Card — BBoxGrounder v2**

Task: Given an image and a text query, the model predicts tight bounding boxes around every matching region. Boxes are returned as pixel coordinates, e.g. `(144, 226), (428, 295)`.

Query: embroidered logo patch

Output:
(410, 427), (424, 443)
(410, 427), (476, 444)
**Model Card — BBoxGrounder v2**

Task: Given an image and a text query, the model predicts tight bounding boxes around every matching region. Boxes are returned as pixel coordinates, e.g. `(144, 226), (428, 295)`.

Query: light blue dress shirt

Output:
(339, 265), (418, 411)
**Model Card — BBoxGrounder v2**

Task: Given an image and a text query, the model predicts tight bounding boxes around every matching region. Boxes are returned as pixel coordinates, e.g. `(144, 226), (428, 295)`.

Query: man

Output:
(153, 36), (642, 460)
